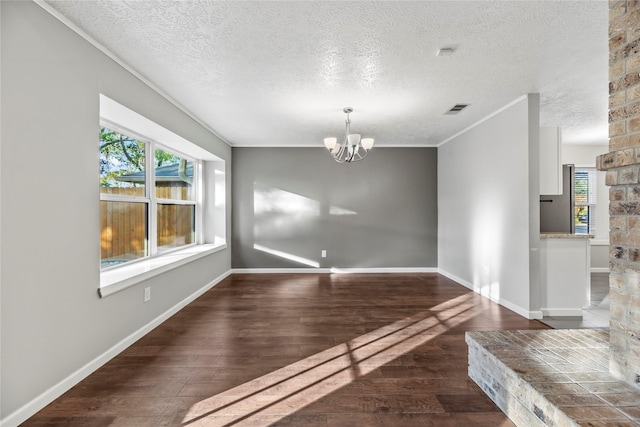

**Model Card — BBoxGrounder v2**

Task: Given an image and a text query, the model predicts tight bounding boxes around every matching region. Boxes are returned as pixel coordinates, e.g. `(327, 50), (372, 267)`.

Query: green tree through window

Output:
(100, 127), (181, 188)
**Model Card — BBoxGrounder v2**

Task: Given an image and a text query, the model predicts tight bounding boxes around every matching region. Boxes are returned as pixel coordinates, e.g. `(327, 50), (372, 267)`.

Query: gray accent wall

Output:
(232, 147), (437, 269)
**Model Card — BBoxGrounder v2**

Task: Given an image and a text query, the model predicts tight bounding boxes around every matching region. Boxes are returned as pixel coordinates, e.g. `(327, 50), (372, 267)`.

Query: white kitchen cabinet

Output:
(539, 233), (591, 317)
(540, 127), (562, 195)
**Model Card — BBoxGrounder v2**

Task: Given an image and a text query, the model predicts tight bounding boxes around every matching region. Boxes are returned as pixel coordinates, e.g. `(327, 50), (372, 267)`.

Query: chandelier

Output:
(323, 107), (374, 163)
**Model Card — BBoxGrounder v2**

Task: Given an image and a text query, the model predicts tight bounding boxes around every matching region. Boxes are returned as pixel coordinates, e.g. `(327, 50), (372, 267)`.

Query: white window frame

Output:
(98, 95), (227, 298)
(100, 123), (203, 268)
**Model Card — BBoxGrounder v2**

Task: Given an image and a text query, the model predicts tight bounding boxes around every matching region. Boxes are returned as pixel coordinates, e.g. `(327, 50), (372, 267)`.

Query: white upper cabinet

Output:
(540, 127), (562, 195)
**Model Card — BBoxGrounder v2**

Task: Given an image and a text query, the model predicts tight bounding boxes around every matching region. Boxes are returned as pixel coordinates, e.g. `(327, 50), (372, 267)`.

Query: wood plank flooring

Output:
(23, 273), (548, 426)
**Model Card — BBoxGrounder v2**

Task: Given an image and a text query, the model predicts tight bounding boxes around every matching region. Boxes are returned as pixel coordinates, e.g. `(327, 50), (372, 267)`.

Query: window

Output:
(100, 127), (198, 269)
(574, 169), (597, 235)
(98, 94), (226, 297)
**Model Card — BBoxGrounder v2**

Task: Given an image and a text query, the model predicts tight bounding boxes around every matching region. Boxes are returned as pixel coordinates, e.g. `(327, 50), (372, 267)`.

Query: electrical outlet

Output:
(144, 287), (151, 302)
(321, 250), (327, 258)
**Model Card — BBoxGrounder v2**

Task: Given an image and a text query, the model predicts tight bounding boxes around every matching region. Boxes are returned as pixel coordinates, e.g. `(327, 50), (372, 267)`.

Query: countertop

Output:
(540, 232), (593, 239)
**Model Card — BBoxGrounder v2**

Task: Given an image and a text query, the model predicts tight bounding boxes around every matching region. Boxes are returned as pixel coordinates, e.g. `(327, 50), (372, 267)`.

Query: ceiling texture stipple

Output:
(43, 0), (609, 147)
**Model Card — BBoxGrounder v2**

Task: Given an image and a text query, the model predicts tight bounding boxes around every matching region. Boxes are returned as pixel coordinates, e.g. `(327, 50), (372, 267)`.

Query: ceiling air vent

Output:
(445, 104), (469, 115)
(437, 47), (456, 56)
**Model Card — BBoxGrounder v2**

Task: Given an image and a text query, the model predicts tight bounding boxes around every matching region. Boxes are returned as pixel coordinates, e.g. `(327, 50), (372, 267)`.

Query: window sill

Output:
(99, 243), (227, 298)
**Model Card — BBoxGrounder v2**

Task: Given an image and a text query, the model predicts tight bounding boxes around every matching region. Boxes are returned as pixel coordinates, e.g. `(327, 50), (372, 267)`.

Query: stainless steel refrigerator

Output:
(540, 164), (575, 233)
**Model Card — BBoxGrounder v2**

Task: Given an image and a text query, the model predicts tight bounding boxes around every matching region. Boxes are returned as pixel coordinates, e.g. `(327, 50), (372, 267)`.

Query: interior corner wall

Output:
(438, 96), (538, 317)
(1, 1), (231, 422)
(232, 147), (438, 269)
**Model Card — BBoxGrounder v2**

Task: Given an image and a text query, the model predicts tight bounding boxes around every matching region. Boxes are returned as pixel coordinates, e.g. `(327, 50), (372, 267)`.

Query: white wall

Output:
(438, 95), (541, 318)
(562, 144), (610, 271)
(1, 2), (231, 423)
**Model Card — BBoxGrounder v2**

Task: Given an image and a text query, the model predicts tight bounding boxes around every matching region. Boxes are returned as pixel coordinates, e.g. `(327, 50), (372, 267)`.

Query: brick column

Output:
(597, 0), (640, 389)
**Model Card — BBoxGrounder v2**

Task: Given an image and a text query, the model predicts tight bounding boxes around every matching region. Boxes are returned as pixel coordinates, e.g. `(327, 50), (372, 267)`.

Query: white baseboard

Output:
(232, 267), (438, 274)
(501, 299), (543, 320)
(330, 267), (438, 274)
(232, 268), (331, 274)
(438, 269), (542, 320)
(438, 269), (474, 290)
(1, 270), (232, 427)
(541, 308), (584, 317)
(590, 267), (610, 273)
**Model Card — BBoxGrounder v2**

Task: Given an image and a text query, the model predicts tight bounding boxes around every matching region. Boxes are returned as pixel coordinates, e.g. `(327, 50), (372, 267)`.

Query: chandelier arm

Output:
(359, 145), (368, 158)
(333, 143), (348, 163)
(334, 146), (347, 163)
(352, 145), (368, 162)
(349, 147), (357, 162)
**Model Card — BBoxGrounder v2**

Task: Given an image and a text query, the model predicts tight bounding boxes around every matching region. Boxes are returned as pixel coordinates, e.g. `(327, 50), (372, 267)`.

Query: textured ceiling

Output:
(43, 0), (609, 147)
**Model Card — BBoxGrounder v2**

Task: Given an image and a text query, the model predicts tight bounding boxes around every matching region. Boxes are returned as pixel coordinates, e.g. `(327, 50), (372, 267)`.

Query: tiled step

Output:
(466, 329), (640, 426)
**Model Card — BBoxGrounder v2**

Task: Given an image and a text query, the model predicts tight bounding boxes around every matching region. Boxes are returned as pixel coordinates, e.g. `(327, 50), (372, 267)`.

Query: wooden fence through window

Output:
(100, 186), (194, 262)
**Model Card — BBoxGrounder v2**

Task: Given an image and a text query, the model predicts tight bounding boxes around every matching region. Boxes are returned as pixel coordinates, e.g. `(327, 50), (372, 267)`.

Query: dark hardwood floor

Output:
(23, 273), (548, 426)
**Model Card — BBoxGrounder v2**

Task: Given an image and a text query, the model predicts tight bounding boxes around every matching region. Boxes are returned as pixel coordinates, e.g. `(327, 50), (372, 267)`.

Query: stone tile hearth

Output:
(467, 329), (640, 426)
